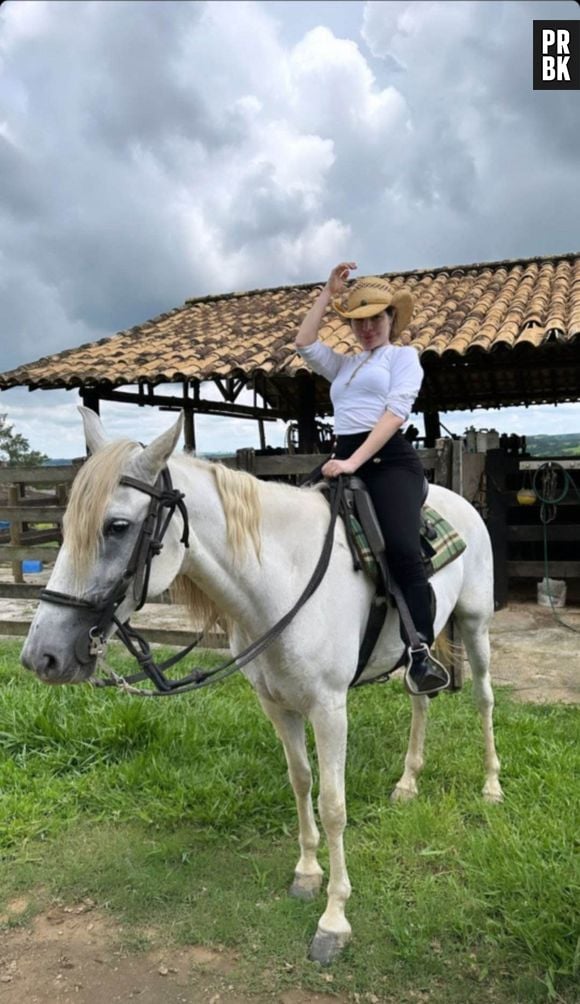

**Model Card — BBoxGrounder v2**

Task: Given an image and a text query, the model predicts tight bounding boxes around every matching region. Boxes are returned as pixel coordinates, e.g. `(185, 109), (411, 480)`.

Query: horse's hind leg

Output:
(258, 696), (323, 900)
(392, 694), (429, 801)
(456, 611), (503, 803)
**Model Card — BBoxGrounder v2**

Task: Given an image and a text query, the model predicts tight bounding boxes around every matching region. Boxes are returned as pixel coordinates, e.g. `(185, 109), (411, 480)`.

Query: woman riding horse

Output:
(295, 262), (449, 696)
(21, 405), (502, 963)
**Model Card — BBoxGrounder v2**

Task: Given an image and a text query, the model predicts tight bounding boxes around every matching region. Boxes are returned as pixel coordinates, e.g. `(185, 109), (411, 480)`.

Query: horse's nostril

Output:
(21, 648), (60, 677)
(43, 653), (58, 673)
(34, 652), (61, 679)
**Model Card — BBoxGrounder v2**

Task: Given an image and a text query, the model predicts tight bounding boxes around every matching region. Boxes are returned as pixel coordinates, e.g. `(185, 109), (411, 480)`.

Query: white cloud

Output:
(289, 25), (407, 139)
(0, 0), (51, 49)
(279, 218), (353, 279)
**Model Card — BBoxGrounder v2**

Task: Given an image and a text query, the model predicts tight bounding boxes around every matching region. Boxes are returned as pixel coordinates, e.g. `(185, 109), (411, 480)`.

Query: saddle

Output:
(314, 475), (467, 686)
(341, 477), (467, 587)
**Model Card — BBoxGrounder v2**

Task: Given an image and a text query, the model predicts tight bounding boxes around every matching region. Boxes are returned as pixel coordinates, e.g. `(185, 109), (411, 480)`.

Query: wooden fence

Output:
(0, 464), (75, 581)
(0, 439), (465, 686)
(218, 440), (461, 486)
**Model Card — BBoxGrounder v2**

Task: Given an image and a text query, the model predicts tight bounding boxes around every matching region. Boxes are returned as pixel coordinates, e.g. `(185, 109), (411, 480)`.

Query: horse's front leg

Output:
(392, 693), (429, 801)
(309, 702), (352, 965)
(258, 696), (323, 900)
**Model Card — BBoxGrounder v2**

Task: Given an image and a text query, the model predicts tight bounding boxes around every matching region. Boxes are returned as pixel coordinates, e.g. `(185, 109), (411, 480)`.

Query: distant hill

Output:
(526, 434), (580, 457)
(42, 435), (580, 466)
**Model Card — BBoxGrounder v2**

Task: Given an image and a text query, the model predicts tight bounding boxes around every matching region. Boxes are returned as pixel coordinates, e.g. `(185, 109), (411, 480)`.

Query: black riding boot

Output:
(401, 582), (450, 697)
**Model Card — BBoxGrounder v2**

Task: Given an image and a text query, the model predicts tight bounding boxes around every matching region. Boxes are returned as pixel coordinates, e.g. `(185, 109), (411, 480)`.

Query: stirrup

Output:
(404, 643), (451, 697)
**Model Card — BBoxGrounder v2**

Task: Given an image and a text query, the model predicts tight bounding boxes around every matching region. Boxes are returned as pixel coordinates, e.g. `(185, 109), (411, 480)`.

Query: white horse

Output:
(21, 409), (502, 964)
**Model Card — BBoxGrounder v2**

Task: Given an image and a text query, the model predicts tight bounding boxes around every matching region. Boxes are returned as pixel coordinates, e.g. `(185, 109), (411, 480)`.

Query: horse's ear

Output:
(78, 406), (109, 455)
(133, 413), (184, 483)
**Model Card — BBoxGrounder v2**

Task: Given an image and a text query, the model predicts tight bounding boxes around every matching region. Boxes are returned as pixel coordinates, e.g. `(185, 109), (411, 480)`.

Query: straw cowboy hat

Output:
(332, 276), (414, 339)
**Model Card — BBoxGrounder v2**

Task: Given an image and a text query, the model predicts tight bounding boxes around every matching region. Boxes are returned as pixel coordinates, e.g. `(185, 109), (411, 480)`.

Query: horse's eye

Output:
(105, 519), (130, 538)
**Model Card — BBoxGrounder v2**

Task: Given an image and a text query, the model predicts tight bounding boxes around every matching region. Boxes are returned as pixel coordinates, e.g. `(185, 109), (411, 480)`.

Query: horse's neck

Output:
(172, 459), (330, 628)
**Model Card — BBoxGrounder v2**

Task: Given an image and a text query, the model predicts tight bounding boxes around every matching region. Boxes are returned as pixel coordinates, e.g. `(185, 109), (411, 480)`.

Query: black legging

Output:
(333, 430), (433, 645)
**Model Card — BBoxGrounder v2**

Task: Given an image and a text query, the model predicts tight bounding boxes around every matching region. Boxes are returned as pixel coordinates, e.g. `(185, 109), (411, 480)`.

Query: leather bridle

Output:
(39, 468), (190, 672)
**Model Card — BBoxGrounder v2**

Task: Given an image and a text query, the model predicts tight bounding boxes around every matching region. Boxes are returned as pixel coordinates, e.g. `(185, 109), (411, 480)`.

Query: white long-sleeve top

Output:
(296, 341), (424, 434)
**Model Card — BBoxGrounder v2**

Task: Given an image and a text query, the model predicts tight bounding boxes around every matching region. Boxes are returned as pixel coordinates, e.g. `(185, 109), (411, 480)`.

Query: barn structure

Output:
(1, 250), (579, 451)
(1, 249), (579, 606)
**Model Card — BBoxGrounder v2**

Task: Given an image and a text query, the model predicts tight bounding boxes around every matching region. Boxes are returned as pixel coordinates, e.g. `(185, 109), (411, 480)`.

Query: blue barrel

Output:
(22, 560), (43, 573)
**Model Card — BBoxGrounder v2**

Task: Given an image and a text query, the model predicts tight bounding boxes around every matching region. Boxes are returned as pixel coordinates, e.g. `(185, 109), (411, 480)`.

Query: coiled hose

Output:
(532, 462), (580, 633)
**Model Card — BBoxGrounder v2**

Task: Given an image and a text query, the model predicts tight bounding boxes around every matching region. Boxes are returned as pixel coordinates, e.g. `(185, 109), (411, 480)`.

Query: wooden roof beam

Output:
(97, 386), (287, 421)
(212, 376), (247, 403)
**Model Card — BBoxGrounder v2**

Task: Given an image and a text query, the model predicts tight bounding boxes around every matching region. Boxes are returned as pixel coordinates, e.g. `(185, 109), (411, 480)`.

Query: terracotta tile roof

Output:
(1, 252), (579, 413)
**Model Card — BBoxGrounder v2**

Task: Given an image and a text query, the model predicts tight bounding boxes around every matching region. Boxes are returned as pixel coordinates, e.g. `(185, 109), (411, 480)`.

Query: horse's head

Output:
(21, 409), (187, 684)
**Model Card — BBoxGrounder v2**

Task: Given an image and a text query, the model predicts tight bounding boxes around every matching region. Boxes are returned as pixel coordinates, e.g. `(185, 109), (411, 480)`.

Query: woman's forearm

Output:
(295, 286), (332, 348)
(348, 411), (405, 469)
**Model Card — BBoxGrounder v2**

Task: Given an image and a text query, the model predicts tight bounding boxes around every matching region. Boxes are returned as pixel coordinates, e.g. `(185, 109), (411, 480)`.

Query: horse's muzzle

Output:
(21, 647), (95, 684)
(20, 611), (99, 685)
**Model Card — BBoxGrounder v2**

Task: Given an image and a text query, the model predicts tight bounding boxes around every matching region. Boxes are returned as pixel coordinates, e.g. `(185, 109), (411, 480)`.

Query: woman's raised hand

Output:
(297, 260), (358, 348)
(325, 262), (357, 297)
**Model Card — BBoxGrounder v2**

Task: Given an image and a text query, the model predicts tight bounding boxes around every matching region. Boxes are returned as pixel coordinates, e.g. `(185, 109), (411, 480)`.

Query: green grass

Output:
(1, 638), (578, 1003)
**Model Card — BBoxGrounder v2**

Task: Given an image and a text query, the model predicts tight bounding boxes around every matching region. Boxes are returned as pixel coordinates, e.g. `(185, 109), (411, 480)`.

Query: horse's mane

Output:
(211, 460), (262, 561)
(64, 443), (276, 593)
(178, 456), (322, 561)
(64, 439), (140, 590)
(171, 457), (319, 637)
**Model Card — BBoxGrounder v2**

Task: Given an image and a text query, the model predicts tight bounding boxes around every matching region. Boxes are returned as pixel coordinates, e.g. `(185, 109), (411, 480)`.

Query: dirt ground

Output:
(485, 598), (580, 704)
(0, 898), (352, 1004)
(1, 578), (579, 1002)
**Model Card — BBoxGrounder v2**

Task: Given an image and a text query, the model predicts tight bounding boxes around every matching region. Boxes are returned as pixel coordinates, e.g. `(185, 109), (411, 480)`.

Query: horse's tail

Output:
(432, 621), (462, 673)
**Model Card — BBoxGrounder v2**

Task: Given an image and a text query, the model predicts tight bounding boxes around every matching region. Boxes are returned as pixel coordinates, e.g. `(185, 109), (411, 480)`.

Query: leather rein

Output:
(39, 467), (345, 697)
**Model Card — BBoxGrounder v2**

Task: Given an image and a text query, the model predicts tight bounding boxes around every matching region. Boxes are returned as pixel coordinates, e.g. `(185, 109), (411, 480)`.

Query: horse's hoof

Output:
(483, 785), (504, 804)
(308, 927), (350, 965)
(289, 873), (322, 901)
(391, 783), (417, 802)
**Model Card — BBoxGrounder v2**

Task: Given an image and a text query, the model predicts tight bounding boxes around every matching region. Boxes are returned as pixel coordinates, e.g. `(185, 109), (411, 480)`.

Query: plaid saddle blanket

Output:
(346, 504), (467, 585)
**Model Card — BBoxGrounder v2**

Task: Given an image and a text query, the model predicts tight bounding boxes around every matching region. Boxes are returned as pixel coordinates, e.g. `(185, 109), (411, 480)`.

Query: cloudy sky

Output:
(1, 0), (579, 457)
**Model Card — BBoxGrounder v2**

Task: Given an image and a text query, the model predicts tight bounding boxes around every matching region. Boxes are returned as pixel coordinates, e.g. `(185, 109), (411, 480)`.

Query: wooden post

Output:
(81, 390), (100, 414)
(81, 391), (100, 458)
(258, 419), (266, 451)
(236, 448), (256, 474)
(295, 373), (318, 453)
(433, 437), (452, 488)
(486, 449), (509, 610)
(56, 481), (69, 542)
(183, 409), (196, 453)
(9, 483), (23, 584)
(424, 411), (441, 448)
(451, 437), (464, 496)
